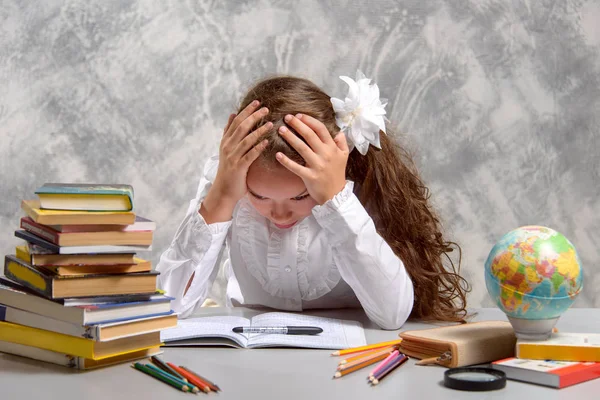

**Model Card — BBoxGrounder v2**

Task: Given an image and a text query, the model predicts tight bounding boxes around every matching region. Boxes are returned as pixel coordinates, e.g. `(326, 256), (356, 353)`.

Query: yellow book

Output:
(21, 200), (135, 225)
(0, 342), (163, 370)
(0, 321), (162, 360)
(516, 333), (600, 362)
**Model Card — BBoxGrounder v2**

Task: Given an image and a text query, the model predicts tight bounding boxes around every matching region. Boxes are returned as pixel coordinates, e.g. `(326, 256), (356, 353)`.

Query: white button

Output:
(284, 265), (292, 273)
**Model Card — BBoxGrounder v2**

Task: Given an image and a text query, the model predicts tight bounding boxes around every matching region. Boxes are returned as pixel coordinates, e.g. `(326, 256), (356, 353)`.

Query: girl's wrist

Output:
(200, 186), (239, 224)
(316, 181), (347, 205)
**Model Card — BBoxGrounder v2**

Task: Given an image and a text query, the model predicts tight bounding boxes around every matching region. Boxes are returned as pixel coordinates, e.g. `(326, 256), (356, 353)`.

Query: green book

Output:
(35, 183), (134, 211)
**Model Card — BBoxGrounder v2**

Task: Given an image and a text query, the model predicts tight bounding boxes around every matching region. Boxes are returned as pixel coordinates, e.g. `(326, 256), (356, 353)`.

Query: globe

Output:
(484, 226), (583, 340)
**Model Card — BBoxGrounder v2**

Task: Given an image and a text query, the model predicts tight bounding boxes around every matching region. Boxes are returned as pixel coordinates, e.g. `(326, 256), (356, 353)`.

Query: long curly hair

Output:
(237, 76), (470, 322)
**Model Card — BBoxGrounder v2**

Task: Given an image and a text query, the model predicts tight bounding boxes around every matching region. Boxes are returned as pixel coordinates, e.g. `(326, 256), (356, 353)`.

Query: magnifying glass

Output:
(444, 367), (507, 391)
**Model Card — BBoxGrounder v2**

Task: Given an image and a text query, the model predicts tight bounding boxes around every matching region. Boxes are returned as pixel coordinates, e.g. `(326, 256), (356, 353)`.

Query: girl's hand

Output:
(275, 114), (349, 205)
(200, 101), (272, 224)
(212, 101), (272, 203)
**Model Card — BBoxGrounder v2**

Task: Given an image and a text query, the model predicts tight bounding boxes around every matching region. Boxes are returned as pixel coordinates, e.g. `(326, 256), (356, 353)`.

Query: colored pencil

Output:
(333, 353), (390, 378)
(338, 349), (394, 371)
(131, 363), (190, 392)
(368, 350), (399, 378)
(369, 353), (405, 381)
(370, 354), (409, 385)
(180, 366), (221, 392)
(339, 346), (398, 365)
(167, 362), (212, 393)
(331, 339), (403, 356)
(144, 363), (199, 393)
(150, 355), (188, 382)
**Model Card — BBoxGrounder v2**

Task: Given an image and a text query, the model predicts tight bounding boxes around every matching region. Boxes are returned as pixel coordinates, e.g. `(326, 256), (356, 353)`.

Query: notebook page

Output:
(160, 316), (249, 347)
(246, 312), (366, 350)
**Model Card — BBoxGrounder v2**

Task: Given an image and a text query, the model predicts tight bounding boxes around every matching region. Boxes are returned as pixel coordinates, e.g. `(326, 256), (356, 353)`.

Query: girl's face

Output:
(246, 161), (318, 229)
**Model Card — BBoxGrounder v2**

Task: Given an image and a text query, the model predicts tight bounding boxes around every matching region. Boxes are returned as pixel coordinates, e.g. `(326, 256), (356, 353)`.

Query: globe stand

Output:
(507, 316), (558, 340)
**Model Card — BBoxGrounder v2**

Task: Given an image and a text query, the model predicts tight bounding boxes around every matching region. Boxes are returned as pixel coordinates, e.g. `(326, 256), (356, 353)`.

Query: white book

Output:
(0, 341), (162, 370)
(160, 312), (367, 350)
(0, 304), (177, 341)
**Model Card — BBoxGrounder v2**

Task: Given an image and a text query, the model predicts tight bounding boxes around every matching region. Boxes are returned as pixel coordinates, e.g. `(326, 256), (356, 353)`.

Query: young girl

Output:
(156, 72), (469, 329)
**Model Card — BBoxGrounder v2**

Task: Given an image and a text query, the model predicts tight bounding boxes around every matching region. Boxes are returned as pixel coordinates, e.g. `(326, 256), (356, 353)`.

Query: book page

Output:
(246, 312), (366, 350)
(160, 316), (249, 347)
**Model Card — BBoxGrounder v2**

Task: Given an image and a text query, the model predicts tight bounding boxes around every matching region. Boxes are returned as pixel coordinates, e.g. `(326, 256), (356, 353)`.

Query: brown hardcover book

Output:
(4, 255), (158, 299)
(20, 217), (153, 246)
(29, 257), (152, 277)
(21, 200), (135, 225)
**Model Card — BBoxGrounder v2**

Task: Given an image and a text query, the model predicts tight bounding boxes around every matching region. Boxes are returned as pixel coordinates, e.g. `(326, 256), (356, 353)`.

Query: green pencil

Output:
(150, 355), (188, 382)
(132, 363), (190, 392)
(144, 363), (199, 393)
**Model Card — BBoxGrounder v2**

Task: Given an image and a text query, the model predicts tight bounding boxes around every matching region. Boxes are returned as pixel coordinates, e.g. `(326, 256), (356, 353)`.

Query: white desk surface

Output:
(1, 307), (598, 400)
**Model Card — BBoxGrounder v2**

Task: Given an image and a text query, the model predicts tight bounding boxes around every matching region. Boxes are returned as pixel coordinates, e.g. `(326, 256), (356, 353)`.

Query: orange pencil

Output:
(338, 348), (396, 371)
(166, 362), (211, 393)
(333, 353), (390, 378)
(180, 366), (221, 392)
(339, 346), (398, 365)
(331, 339), (403, 357)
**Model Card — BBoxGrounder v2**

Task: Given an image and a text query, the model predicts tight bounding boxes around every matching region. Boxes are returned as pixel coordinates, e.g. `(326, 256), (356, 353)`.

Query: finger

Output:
(283, 114), (325, 152)
(226, 100), (261, 137)
(240, 139), (269, 168)
(234, 121), (273, 158)
(333, 131), (350, 153)
(223, 113), (236, 136)
(294, 114), (335, 145)
(277, 125), (320, 165)
(275, 152), (311, 178)
(231, 106), (269, 143)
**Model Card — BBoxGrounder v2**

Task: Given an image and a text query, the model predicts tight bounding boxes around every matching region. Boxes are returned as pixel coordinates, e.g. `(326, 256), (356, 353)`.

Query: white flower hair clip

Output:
(330, 70), (387, 155)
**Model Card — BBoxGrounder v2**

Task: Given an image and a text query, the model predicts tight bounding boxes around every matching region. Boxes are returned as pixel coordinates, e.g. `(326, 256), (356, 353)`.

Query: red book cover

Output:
(20, 217), (60, 245)
(491, 357), (600, 388)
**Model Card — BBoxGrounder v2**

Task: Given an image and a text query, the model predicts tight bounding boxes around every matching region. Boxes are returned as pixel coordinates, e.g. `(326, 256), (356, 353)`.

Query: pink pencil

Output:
(368, 350), (399, 379)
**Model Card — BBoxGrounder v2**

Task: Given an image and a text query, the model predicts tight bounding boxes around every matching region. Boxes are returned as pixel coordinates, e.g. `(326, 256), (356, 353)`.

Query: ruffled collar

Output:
(234, 198), (341, 301)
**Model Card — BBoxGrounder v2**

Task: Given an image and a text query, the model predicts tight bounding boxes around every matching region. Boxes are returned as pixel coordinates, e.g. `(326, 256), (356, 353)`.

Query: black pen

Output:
(232, 326), (323, 335)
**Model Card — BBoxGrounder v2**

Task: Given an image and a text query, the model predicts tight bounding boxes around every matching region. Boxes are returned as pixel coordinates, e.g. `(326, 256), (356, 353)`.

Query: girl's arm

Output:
(156, 155), (232, 318)
(312, 181), (414, 330)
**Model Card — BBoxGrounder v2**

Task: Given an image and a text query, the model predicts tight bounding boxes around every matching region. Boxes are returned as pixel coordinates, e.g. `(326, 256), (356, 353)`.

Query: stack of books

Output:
(0, 183), (177, 370)
(491, 332), (600, 389)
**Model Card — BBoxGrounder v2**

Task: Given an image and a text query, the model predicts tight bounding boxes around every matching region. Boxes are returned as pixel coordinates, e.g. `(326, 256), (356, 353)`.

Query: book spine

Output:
(14, 230), (60, 253)
(517, 344), (600, 363)
(20, 218), (60, 245)
(4, 256), (54, 299)
(0, 320), (95, 359)
(1, 304), (93, 340)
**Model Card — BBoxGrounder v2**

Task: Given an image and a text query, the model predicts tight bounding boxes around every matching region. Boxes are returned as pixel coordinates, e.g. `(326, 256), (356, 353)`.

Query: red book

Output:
(491, 357), (600, 388)
(19, 217), (153, 247)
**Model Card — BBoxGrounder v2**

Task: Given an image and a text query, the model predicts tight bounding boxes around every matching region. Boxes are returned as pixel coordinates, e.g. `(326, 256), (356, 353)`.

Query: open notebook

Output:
(160, 312), (366, 350)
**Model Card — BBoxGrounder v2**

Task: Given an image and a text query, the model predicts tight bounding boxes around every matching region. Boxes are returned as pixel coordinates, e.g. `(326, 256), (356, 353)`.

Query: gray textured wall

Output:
(1, 1), (598, 309)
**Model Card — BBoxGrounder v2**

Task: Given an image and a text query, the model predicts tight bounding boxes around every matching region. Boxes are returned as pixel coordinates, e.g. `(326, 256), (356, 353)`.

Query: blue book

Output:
(35, 183), (134, 211)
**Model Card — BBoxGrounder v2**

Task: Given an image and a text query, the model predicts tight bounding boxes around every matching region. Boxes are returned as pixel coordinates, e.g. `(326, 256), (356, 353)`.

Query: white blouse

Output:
(156, 155), (414, 329)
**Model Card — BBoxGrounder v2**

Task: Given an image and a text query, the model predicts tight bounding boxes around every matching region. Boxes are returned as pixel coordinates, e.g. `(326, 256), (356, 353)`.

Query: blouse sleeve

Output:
(156, 155), (232, 318)
(311, 181), (414, 330)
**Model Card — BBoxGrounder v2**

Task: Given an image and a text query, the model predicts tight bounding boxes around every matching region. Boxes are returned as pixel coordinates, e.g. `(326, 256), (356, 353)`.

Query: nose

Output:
(270, 204), (292, 223)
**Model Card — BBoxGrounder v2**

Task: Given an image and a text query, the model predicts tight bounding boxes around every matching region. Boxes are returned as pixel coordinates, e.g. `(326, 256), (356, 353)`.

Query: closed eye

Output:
(249, 192), (267, 200)
(292, 194), (310, 201)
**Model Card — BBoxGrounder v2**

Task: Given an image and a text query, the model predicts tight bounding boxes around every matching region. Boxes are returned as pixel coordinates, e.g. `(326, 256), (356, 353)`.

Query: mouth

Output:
(273, 221), (298, 229)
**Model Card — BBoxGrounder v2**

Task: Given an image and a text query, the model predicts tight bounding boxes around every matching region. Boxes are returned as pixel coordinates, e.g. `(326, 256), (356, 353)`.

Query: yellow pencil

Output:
(339, 346), (398, 365)
(331, 339), (403, 356)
